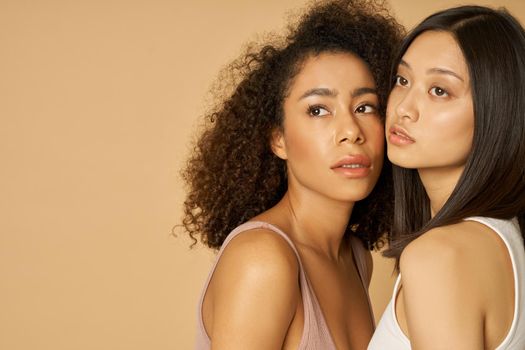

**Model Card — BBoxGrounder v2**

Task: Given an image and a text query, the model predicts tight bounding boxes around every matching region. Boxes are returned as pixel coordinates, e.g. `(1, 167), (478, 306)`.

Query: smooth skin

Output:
(386, 31), (515, 349)
(202, 52), (385, 349)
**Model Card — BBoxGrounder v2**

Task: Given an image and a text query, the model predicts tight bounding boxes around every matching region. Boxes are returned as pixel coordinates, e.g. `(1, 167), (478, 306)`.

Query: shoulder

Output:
(397, 222), (491, 347)
(400, 224), (463, 275)
(398, 225), (467, 306)
(212, 227), (300, 301)
(218, 227), (299, 276)
(398, 220), (506, 316)
(400, 220), (505, 279)
(207, 227), (301, 348)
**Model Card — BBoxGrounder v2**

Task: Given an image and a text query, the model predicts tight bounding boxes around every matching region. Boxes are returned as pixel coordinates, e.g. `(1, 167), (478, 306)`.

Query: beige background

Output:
(1, 0), (524, 349)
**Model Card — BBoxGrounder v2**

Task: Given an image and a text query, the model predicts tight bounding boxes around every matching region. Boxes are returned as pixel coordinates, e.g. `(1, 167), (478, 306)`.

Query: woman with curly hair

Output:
(182, 0), (403, 348)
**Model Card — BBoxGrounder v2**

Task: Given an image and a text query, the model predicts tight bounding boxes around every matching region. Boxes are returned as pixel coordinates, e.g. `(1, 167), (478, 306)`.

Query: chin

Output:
(387, 150), (420, 169)
(334, 187), (374, 203)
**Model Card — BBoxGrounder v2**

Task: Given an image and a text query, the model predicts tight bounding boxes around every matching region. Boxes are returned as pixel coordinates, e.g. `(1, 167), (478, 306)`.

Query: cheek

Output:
(362, 119), (385, 155)
(284, 120), (332, 162)
(426, 105), (474, 144)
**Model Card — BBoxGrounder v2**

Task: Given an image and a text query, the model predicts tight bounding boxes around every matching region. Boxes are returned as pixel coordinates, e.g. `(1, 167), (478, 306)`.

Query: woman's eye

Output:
(355, 104), (377, 114)
(395, 75), (409, 87)
(429, 86), (449, 97)
(308, 105), (330, 117)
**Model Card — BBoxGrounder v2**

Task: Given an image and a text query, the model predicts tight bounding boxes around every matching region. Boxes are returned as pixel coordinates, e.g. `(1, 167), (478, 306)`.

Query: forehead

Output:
(289, 52), (375, 92)
(402, 31), (468, 76)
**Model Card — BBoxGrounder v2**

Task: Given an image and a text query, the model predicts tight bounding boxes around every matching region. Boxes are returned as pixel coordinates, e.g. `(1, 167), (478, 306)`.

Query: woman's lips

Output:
(388, 125), (415, 145)
(331, 154), (371, 178)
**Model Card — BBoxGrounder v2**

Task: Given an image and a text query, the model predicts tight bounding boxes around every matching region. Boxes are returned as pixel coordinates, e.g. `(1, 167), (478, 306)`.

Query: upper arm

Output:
(399, 228), (485, 350)
(208, 229), (300, 350)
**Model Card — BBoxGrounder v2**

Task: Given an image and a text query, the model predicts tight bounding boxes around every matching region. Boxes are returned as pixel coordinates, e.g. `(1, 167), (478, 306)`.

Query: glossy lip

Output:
(388, 125), (415, 145)
(330, 154), (372, 178)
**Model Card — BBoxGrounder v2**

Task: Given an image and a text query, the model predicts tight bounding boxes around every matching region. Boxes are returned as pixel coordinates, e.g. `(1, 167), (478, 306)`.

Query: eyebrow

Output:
(352, 87), (377, 97)
(399, 59), (464, 82)
(428, 68), (464, 82)
(298, 88), (338, 100)
(298, 87), (377, 101)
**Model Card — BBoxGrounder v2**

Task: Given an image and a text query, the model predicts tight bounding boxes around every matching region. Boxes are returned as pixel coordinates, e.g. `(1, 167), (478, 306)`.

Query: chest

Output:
(301, 254), (374, 349)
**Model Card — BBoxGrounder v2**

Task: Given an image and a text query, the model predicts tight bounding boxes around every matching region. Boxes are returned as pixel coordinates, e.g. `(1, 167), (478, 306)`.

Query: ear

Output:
(271, 128), (288, 160)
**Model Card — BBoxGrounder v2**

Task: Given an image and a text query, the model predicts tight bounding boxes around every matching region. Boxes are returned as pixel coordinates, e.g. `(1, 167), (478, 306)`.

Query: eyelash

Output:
(394, 75), (450, 98)
(307, 103), (377, 117)
(307, 104), (330, 117)
(429, 86), (449, 97)
(394, 75), (409, 87)
(355, 104), (377, 114)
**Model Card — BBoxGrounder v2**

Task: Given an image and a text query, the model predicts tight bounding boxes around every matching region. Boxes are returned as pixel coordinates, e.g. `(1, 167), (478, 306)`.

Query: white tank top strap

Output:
(369, 216), (525, 350)
(462, 216), (525, 349)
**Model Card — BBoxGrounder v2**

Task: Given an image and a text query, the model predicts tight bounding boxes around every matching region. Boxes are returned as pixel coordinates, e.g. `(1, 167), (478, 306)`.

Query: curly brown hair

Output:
(181, 0), (404, 250)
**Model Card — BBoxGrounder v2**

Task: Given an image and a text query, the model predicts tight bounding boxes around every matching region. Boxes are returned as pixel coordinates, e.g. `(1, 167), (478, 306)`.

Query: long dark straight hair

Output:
(384, 6), (525, 266)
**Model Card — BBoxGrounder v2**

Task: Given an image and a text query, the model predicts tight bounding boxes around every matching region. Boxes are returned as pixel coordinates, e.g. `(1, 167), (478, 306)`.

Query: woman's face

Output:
(386, 31), (474, 171)
(273, 52), (384, 203)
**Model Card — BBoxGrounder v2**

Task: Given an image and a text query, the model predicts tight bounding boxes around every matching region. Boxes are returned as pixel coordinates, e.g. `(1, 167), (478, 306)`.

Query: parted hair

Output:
(383, 5), (525, 267)
(181, 0), (403, 250)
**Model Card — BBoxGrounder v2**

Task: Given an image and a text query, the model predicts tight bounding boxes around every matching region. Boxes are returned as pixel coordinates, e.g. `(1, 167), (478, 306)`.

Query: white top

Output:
(368, 216), (525, 350)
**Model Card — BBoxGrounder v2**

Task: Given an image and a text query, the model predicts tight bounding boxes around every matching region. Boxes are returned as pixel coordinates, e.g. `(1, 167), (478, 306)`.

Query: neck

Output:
(418, 165), (465, 218)
(271, 185), (354, 260)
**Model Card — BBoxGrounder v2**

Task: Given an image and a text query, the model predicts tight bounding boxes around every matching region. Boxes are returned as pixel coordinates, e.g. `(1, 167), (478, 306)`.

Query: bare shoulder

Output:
(210, 227), (301, 303)
(398, 221), (498, 314)
(399, 225), (465, 295)
(207, 227), (301, 348)
(398, 220), (509, 321)
(400, 220), (507, 279)
(397, 222), (494, 348)
(215, 227), (300, 282)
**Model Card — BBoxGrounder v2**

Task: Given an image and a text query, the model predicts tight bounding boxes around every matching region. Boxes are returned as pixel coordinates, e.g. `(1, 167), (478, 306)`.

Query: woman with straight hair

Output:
(369, 5), (525, 350)
(181, 1), (403, 349)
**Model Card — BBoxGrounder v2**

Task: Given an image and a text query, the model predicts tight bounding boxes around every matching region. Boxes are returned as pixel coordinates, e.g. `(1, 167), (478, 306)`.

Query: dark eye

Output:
(355, 104), (377, 114)
(429, 86), (448, 97)
(308, 105), (330, 117)
(395, 75), (409, 87)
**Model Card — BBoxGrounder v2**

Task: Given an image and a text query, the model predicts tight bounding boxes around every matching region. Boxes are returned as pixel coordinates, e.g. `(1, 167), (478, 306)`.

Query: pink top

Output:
(195, 221), (374, 349)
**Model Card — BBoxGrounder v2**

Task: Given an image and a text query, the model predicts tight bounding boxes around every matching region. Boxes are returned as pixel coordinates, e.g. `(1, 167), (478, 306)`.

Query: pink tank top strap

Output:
(196, 221), (307, 298)
(195, 220), (338, 350)
(349, 235), (371, 286)
(349, 235), (375, 325)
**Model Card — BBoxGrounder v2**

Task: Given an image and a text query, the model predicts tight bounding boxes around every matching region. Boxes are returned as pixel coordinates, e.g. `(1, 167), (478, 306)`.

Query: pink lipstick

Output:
(331, 154), (371, 178)
(388, 125), (415, 145)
